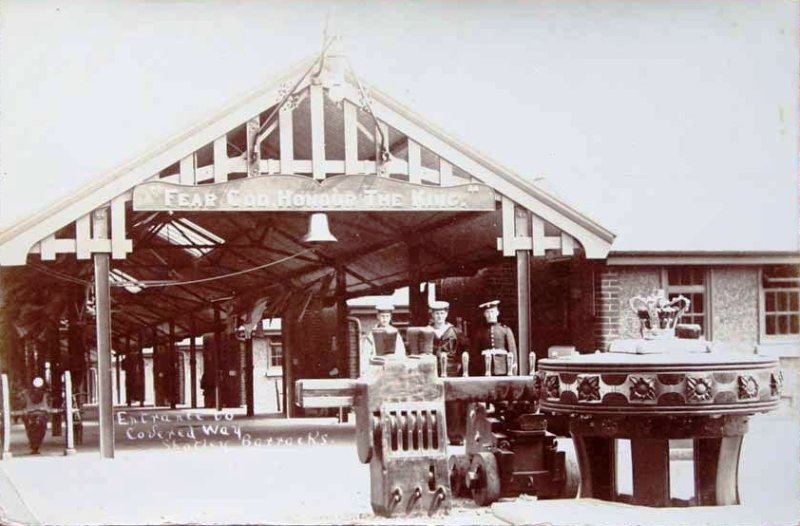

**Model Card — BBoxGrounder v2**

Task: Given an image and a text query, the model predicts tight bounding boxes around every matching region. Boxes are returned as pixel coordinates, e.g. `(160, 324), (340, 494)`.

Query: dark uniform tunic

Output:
(431, 324), (469, 377)
(431, 323), (470, 444)
(472, 322), (517, 376)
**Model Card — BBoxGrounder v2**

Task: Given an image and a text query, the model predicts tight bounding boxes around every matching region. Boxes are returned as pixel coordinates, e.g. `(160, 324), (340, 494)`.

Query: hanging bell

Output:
(303, 213), (338, 243)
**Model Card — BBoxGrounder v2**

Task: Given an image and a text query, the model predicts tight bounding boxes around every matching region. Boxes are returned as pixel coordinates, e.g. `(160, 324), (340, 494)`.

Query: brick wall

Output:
(436, 259), (519, 340)
(593, 268), (622, 351)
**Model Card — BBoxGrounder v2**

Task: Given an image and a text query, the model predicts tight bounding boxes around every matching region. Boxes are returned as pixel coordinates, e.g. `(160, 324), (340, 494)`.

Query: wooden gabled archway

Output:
(0, 40), (614, 457)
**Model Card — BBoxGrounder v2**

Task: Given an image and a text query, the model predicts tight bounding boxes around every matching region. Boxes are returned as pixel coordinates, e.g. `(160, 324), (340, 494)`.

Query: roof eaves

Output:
(0, 55), (319, 249)
(367, 87), (616, 245)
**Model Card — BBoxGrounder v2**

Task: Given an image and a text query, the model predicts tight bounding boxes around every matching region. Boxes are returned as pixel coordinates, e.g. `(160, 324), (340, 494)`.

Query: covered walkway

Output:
(0, 36), (614, 459)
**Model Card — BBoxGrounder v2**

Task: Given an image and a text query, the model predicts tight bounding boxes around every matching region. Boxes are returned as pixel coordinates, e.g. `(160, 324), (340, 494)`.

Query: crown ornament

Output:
(629, 289), (690, 340)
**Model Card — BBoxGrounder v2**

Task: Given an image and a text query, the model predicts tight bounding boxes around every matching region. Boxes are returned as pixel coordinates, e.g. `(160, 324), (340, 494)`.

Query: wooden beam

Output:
(40, 234), (57, 261)
(439, 159), (454, 187)
(76, 214), (91, 260)
(189, 317), (197, 409)
(408, 244), (426, 326)
(279, 106), (294, 175)
(501, 196), (516, 257)
(111, 195), (130, 260)
(246, 117), (260, 179)
(531, 214), (546, 257)
(168, 320), (177, 409)
(561, 232), (575, 256)
(516, 250), (531, 375)
(179, 154), (195, 185)
(343, 100), (359, 175)
(407, 139), (422, 184)
(310, 84), (326, 180)
(0, 58), (320, 267)
(339, 86), (615, 258)
(357, 121), (375, 143)
(213, 136), (228, 184)
(93, 208), (114, 459)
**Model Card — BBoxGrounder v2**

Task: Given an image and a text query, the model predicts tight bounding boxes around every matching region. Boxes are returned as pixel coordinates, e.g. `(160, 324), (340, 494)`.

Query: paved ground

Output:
(0, 406), (797, 525)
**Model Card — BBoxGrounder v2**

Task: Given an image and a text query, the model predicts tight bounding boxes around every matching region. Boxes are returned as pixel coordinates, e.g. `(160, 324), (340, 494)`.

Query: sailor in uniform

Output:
(365, 302), (406, 358)
(429, 300), (469, 377)
(428, 300), (470, 444)
(473, 300), (517, 376)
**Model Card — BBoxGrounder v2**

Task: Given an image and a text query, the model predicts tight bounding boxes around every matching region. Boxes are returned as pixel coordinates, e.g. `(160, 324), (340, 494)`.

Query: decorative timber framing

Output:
(0, 54), (614, 267)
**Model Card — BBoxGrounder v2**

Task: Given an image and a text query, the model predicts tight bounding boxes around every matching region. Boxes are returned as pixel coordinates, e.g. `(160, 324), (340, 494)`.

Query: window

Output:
(269, 342), (283, 368)
(663, 268), (707, 336)
(156, 218), (225, 257)
(762, 265), (800, 339)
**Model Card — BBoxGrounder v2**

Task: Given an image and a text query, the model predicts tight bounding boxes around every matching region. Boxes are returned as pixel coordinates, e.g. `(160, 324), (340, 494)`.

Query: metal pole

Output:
(115, 347), (122, 405)
(50, 322), (63, 437)
(169, 320), (177, 409)
(245, 336), (254, 417)
(189, 317), (197, 409)
(93, 250), (114, 458)
(283, 319), (294, 417)
(516, 250), (531, 375)
(63, 371), (76, 456)
(1, 373), (12, 459)
(214, 307), (222, 411)
(408, 244), (426, 326)
(152, 326), (158, 406)
(124, 335), (131, 406)
(139, 329), (146, 407)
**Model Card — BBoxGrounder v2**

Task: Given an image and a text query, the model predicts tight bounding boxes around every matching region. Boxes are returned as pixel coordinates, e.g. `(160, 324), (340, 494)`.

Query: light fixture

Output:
(303, 213), (338, 243)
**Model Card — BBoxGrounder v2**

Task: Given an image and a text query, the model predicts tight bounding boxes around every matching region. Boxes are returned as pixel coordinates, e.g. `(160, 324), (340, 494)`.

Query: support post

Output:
(408, 244), (426, 326)
(169, 320), (177, 409)
(50, 322), (63, 436)
(67, 294), (85, 407)
(124, 335), (131, 407)
(63, 371), (76, 456)
(138, 329), (145, 407)
(93, 249), (115, 459)
(189, 317), (197, 409)
(516, 250), (531, 375)
(152, 326), (159, 406)
(214, 307), (223, 411)
(245, 336), (254, 417)
(336, 267), (350, 377)
(282, 314), (295, 418)
(115, 347), (121, 405)
(336, 267), (350, 421)
(1, 373), (12, 459)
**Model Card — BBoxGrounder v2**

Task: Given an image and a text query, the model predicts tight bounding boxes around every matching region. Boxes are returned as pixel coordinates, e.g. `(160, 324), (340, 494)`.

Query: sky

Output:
(0, 0), (798, 252)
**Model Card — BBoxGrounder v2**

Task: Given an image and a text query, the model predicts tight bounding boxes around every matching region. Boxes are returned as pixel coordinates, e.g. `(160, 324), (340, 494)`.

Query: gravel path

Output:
(0, 408), (796, 525)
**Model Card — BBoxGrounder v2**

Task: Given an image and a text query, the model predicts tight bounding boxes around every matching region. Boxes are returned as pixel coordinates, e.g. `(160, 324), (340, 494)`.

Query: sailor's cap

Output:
(478, 300), (500, 310)
(375, 302), (395, 313)
(428, 300), (450, 311)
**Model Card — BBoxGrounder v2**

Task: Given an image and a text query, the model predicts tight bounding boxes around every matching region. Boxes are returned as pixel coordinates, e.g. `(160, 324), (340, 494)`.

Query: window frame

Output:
(660, 267), (711, 340)
(266, 340), (283, 376)
(759, 266), (800, 343)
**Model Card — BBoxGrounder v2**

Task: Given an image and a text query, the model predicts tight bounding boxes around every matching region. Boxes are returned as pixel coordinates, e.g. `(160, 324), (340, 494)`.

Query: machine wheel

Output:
(449, 455), (470, 498)
(467, 452), (501, 506)
(561, 451), (580, 499)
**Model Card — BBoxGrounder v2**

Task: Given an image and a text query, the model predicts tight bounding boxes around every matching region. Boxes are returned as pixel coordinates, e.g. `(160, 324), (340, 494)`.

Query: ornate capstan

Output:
(629, 289), (690, 340)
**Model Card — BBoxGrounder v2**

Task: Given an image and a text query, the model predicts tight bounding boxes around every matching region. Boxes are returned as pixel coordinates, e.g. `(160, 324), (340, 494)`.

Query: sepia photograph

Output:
(0, 1), (798, 525)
